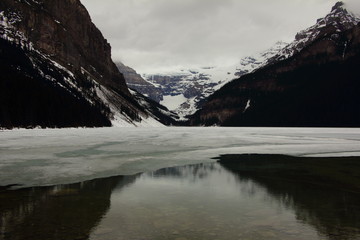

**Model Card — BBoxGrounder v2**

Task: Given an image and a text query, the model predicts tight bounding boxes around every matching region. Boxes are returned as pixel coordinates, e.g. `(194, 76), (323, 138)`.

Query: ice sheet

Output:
(1, 127), (360, 188)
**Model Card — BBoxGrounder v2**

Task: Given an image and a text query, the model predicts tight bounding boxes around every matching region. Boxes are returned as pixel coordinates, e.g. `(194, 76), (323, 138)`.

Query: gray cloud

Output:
(81, 0), (340, 73)
(345, 0), (360, 13)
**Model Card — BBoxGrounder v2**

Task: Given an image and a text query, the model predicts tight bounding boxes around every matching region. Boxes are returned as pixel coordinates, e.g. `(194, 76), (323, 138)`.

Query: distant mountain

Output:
(0, 0), (171, 128)
(125, 41), (288, 120)
(189, 2), (360, 127)
(141, 67), (230, 120)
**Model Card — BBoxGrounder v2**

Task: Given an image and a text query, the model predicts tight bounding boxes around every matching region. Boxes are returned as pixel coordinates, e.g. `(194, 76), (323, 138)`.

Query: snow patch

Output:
(161, 94), (187, 111)
(243, 99), (251, 113)
(343, 41), (348, 59)
(0, 11), (33, 50)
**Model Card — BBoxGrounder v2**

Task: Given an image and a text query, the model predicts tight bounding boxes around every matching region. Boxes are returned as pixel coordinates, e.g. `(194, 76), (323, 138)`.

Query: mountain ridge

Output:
(188, 2), (360, 127)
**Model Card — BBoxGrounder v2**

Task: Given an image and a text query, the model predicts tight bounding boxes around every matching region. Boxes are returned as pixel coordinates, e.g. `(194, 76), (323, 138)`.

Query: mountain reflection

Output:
(148, 163), (218, 180)
(218, 154), (360, 240)
(2, 156), (360, 240)
(0, 175), (137, 240)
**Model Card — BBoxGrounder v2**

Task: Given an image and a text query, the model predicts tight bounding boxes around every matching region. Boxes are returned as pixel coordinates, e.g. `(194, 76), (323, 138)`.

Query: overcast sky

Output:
(81, 0), (360, 74)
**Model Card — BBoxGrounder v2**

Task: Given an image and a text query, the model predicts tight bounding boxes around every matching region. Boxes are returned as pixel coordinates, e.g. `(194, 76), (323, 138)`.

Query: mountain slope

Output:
(189, 2), (360, 127)
(0, 0), (165, 128)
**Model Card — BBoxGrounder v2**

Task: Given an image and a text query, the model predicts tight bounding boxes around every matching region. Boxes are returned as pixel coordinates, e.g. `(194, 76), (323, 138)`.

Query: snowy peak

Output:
(268, 1), (360, 64)
(332, 1), (346, 12)
(330, 1), (355, 15)
(307, 1), (360, 37)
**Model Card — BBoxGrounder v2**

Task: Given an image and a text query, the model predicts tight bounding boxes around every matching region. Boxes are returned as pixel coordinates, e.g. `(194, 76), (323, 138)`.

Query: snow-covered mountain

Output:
(132, 41), (288, 120)
(266, 1), (360, 65)
(142, 66), (234, 120)
(189, 1), (360, 127)
(0, 0), (173, 128)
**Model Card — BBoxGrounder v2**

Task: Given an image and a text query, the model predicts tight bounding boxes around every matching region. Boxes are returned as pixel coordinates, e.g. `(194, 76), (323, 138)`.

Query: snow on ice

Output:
(1, 127), (360, 188)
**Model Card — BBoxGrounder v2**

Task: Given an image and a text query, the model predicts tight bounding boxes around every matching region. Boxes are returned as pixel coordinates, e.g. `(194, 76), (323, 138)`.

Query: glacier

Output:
(1, 127), (360, 188)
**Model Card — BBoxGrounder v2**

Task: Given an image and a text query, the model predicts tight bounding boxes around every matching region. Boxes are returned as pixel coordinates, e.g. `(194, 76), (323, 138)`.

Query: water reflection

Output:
(0, 175), (138, 240)
(219, 154), (360, 240)
(1, 156), (360, 240)
(148, 162), (217, 180)
(90, 163), (318, 240)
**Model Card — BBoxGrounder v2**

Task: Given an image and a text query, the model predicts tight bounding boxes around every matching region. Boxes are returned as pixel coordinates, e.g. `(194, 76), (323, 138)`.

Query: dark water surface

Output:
(1, 155), (360, 240)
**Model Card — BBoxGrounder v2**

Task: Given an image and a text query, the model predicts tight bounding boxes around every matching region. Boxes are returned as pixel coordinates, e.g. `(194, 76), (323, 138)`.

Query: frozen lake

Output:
(1, 127), (360, 240)
(1, 127), (360, 188)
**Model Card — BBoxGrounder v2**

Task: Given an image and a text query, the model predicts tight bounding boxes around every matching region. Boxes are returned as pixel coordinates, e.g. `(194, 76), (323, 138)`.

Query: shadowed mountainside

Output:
(189, 3), (360, 127)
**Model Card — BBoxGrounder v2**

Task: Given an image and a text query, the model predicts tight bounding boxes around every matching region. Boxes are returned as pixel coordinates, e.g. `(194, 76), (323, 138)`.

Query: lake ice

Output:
(1, 127), (360, 188)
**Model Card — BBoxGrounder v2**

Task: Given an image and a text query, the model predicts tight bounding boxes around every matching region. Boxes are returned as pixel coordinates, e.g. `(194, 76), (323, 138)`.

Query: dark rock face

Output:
(0, 38), (111, 128)
(189, 22), (360, 127)
(0, 0), (129, 95)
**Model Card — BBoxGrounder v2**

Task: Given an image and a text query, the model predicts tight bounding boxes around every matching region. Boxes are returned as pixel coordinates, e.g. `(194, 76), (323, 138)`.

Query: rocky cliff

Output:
(0, 0), (171, 128)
